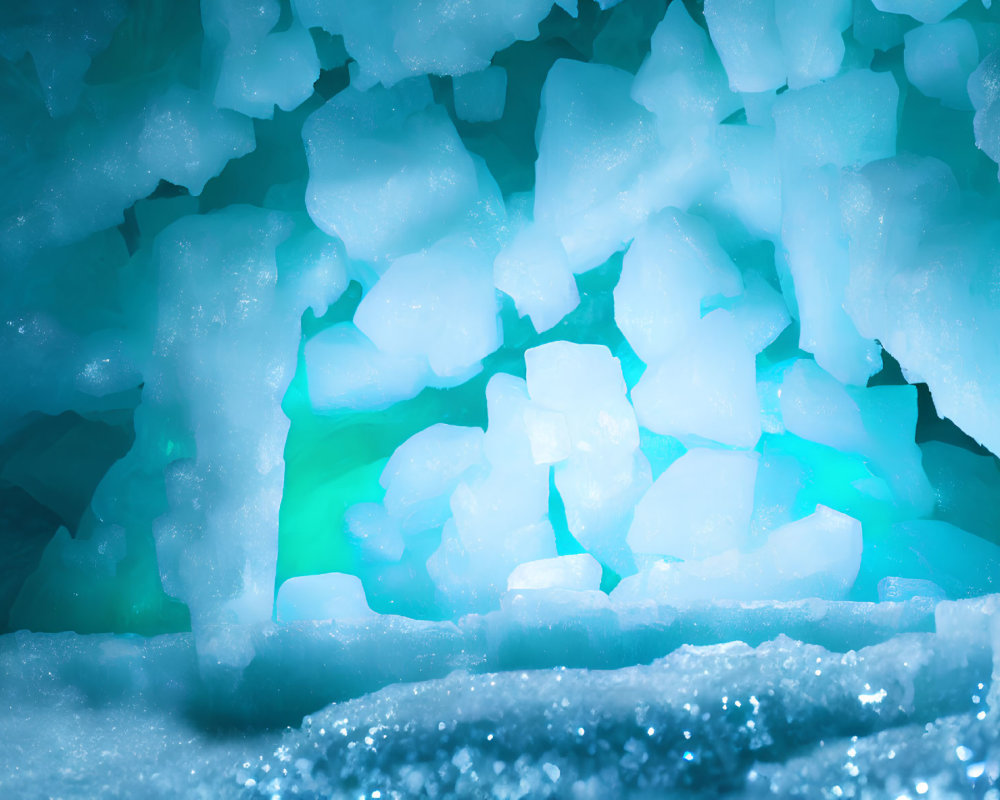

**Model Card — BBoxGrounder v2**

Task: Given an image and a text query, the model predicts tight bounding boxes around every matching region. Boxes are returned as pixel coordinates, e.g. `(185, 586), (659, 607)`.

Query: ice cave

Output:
(3, 0), (1000, 796)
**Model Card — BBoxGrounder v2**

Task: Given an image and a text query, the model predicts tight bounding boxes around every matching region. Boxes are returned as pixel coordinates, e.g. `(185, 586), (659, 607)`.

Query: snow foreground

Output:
(5, 0), (1000, 796)
(1, 595), (997, 798)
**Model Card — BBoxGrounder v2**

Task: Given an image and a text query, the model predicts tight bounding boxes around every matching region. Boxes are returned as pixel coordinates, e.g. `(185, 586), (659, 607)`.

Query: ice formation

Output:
(3, 0), (1000, 796)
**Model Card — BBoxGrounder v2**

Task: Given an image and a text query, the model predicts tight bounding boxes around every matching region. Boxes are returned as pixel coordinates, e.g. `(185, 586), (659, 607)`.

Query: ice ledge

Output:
(2, 595), (997, 799)
(1, 594), (946, 728)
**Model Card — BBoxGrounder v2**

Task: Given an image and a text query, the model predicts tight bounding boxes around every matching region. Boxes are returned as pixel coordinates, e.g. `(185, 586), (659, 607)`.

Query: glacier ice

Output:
(4, 0), (1000, 796)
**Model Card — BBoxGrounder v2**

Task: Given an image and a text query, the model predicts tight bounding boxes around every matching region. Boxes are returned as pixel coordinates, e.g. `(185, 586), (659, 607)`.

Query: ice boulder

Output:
(276, 572), (375, 622)
(704, 0), (786, 93)
(304, 323), (434, 412)
(969, 50), (1000, 172)
(778, 360), (869, 453)
(780, 167), (883, 385)
(775, 0), (853, 90)
(381, 424), (487, 535)
(614, 208), (743, 366)
(904, 19), (979, 109)
(842, 156), (1000, 455)
(534, 59), (680, 272)
(773, 69), (900, 170)
(631, 310), (762, 449)
(705, 0), (851, 93)
(506, 554), (603, 592)
(615, 506), (863, 603)
(303, 79), (481, 262)
(202, 0), (320, 118)
(627, 448), (759, 561)
(525, 342), (651, 572)
(631, 1), (740, 128)
(493, 226), (579, 333)
(353, 237), (502, 379)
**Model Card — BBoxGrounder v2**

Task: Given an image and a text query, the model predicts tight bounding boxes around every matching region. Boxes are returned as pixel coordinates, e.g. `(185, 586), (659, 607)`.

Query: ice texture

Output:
(3, 1), (1000, 795)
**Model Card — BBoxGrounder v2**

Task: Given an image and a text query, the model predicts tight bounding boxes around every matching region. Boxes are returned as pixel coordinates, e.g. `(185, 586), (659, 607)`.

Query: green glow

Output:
(276, 256), (631, 592)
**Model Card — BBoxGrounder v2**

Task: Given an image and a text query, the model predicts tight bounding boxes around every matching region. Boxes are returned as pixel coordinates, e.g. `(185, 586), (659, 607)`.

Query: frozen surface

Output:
(3, 1), (1000, 796)
(3, 594), (989, 797)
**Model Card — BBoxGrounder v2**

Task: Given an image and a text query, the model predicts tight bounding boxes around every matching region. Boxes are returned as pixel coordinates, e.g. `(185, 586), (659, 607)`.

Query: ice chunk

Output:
(614, 208), (743, 366)
(779, 360), (869, 453)
(631, 310), (762, 449)
(506, 554), (602, 592)
(275, 227), (349, 319)
(631, 1), (740, 127)
(525, 342), (650, 571)
(304, 323), (433, 412)
(453, 66), (508, 123)
(775, 0), (852, 89)
(381, 424), (487, 535)
(773, 69), (900, 169)
(493, 226), (580, 333)
(276, 572), (374, 622)
(904, 20), (979, 109)
(842, 156), (1000, 454)
(854, 0), (917, 50)
(138, 85), (257, 196)
(616, 506), (863, 603)
(780, 167), (883, 385)
(534, 59), (683, 272)
(203, 0), (320, 118)
(704, 0), (785, 92)
(553, 452), (652, 575)
(353, 237), (501, 378)
(523, 406), (572, 465)
(871, 0), (969, 24)
(627, 448), (759, 561)
(727, 272), (792, 354)
(303, 79), (480, 262)
(427, 375), (557, 613)
(969, 50), (1000, 172)
(525, 341), (642, 458)
(714, 125), (783, 240)
(344, 503), (406, 562)
(293, 0), (557, 89)
(704, 0), (854, 91)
